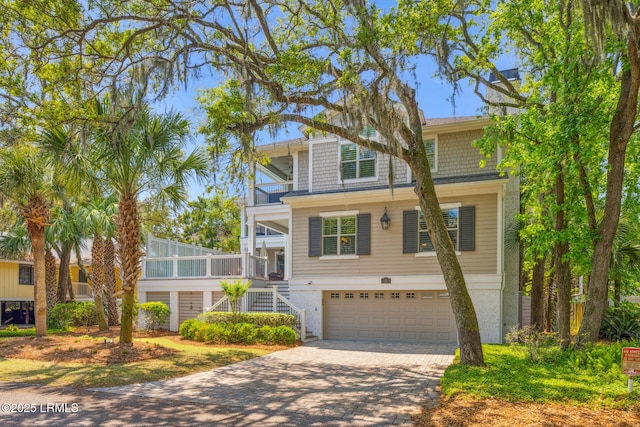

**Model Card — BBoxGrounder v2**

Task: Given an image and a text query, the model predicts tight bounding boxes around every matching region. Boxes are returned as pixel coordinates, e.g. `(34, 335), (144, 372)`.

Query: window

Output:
(78, 269), (88, 283)
(345, 293), (354, 299)
(406, 292), (416, 299)
(419, 208), (459, 252)
(374, 292), (385, 299)
(330, 293), (340, 299)
(340, 144), (376, 180)
(410, 138), (437, 182)
(359, 292), (369, 299)
(19, 265), (33, 285)
(322, 216), (356, 255)
(390, 292), (400, 299)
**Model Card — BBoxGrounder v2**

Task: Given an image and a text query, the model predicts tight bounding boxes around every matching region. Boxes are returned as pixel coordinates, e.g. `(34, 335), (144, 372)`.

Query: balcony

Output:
(140, 253), (268, 280)
(254, 181), (293, 206)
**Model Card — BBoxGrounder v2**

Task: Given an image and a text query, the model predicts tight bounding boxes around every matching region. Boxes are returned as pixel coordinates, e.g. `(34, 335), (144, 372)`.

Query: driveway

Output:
(93, 341), (456, 426)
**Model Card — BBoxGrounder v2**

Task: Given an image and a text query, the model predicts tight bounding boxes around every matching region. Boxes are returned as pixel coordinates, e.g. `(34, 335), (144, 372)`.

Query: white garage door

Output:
(323, 290), (457, 343)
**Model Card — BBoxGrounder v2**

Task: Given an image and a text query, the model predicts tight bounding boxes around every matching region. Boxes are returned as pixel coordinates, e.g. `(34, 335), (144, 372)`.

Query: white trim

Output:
(339, 176), (378, 184)
(415, 251), (461, 257)
(497, 184), (504, 276)
(319, 209), (359, 217)
(319, 255), (360, 261)
(289, 273), (503, 290)
(283, 179), (507, 208)
(415, 202), (462, 210)
(286, 206), (293, 280)
(292, 151), (299, 191)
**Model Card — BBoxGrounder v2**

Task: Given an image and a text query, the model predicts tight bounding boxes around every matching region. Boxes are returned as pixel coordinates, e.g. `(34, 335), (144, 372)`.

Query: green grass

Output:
(0, 337), (275, 388)
(442, 343), (640, 411)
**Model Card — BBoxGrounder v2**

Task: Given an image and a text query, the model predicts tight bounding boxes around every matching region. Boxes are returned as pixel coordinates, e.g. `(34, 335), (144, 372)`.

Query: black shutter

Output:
(403, 210), (418, 254)
(308, 217), (322, 257)
(459, 205), (476, 251)
(356, 213), (371, 255)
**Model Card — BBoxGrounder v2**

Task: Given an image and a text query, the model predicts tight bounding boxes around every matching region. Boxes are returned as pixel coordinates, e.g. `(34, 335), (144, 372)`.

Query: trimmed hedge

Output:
(179, 319), (296, 345)
(197, 311), (297, 327)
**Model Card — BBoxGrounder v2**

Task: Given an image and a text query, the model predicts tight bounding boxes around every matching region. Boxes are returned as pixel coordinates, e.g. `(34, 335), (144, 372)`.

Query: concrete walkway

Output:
(93, 341), (456, 426)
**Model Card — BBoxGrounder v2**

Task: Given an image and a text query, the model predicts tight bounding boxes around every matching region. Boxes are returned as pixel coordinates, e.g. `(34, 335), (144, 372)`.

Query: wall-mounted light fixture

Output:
(380, 207), (391, 230)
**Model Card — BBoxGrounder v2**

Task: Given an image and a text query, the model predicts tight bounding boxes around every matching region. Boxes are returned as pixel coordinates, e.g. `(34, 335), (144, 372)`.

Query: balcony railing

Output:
(254, 181), (293, 205)
(141, 253), (268, 280)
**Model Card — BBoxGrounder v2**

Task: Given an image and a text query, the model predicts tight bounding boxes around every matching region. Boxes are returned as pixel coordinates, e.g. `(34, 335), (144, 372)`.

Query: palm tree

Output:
(609, 219), (640, 305)
(91, 95), (208, 344)
(77, 196), (118, 331)
(0, 143), (53, 337)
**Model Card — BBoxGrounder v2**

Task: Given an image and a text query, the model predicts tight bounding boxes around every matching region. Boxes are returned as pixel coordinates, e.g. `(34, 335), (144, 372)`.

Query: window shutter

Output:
(308, 217), (322, 257)
(459, 206), (476, 251)
(403, 210), (418, 254)
(356, 213), (371, 255)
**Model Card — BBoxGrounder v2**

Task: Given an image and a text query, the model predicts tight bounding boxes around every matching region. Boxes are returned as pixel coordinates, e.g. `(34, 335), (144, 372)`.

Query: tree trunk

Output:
(28, 224), (47, 337)
(104, 237), (119, 325)
(411, 151), (484, 366)
(91, 235), (109, 331)
(117, 194), (143, 345)
(554, 170), (572, 348)
(530, 253), (546, 332)
(45, 248), (58, 311)
(57, 244), (73, 302)
(578, 33), (639, 344)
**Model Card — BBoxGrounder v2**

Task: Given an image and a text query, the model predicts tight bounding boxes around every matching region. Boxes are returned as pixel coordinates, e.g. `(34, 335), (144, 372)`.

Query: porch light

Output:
(380, 208), (391, 230)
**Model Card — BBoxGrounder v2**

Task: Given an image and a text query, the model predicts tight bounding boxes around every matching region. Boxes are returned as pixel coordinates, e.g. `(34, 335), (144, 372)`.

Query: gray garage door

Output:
(146, 291), (171, 330)
(178, 291), (203, 325)
(323, 290), (457, 343)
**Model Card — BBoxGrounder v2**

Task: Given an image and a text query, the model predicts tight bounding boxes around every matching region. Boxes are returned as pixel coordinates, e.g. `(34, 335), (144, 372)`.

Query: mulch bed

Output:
(414, 395), (640, 426)
(0, 327), (177, 364)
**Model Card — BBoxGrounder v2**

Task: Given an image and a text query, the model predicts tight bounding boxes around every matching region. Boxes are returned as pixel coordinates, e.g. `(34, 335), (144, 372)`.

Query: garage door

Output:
(146, 292), (170, 330)
(323, 290), (457, 343)
(178, 291), (203, 325)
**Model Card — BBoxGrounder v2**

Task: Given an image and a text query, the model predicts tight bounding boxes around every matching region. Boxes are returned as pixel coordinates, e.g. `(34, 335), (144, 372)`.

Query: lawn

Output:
(0, 329), (285, 389)
(415, 342), (640, 426)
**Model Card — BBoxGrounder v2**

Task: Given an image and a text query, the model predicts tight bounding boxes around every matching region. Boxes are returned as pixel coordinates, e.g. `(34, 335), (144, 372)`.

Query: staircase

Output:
(266, 282), (289, 300)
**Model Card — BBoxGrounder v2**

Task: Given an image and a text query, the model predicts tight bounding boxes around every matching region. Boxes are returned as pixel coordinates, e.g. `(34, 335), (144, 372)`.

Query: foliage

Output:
(177, 188), (241, 253)
(179, 319), (296, 345)
(4, 325), (20, 333)
(505, 325), (560, 363)
(138, 302), (171, 331)
(220, 279), (252, 322)
(48, 302), (97, 330)
(442, 343), (640, 410)
(197, 312), (297, 328)
(600, 303), (640, 341)
(0, 327), (65, 338)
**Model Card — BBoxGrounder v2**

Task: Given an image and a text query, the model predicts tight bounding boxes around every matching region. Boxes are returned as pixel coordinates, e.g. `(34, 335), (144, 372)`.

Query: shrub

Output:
(179, 319), (296, 345)
(5, 324), (19, 333)
(197, 311), (297, 327)
(138, 302), (171, 330)
(272, 325), (296, 345)
(178, 319), (201, 340)
(600, 302), (640, 341)
(48, 302), (96, 330)
(505, 325), (559, 363)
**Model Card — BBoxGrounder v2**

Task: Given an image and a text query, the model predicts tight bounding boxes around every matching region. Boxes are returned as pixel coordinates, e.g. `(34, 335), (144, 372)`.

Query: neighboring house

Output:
(0, 258), (120, 326)
(138, 113), (520, 344)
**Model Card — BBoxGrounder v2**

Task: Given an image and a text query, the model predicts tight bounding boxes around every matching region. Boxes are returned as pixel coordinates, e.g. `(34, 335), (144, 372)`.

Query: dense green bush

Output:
(197, 311), (297, 327)
(48, 302), (97, 330)
(600, 302), (640, 341)
(138, 301), (171, 330)
(179, 319), (296, 345)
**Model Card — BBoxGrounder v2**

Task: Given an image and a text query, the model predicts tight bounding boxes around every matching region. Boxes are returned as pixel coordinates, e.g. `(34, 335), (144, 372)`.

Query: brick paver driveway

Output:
(93, 341), (456, 426)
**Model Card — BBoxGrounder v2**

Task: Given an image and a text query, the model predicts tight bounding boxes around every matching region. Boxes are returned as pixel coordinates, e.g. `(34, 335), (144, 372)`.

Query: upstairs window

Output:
(19, 265), (33, 285)
(403, 205), (475, 254)
(340, 144), (376, 180)
(308, 213), (371, 257)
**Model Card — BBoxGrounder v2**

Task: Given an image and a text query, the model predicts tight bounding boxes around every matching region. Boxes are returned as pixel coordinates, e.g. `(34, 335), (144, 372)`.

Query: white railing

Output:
(146, 234), (225, 258)
(207, 287), (307, 342)
(141, 253), (268, 280)
(253, 181), (293, 205)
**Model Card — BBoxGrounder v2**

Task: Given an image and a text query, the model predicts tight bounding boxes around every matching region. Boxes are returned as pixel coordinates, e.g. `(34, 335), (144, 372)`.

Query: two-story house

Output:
(138, 111), (520, 344)
(255, 115), (519, 344)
